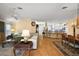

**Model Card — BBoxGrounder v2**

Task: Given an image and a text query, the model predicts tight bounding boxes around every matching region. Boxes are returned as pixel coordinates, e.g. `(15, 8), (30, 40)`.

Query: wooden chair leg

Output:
(61, 39), (63, 45)
(13, 48), (16, 56)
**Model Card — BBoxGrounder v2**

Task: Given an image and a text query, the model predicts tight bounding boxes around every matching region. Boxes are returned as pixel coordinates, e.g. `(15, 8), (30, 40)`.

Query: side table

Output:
(13, 41), (33, 56)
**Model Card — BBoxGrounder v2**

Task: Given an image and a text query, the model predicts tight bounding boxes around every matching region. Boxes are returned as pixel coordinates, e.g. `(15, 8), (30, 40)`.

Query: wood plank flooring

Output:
(26, 37), (64, 56)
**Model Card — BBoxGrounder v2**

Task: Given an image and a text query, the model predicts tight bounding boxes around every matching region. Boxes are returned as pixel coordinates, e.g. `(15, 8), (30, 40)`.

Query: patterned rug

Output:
(53, 41), (79, 56)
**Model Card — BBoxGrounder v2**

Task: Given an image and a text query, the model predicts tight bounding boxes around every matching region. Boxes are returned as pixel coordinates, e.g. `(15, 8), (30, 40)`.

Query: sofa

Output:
(28, 33), (38, 49)
(13, 32), (38, 49)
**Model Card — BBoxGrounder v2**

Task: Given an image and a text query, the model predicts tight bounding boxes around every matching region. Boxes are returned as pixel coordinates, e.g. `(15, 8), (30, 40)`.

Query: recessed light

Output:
(62, 6), (68, 9)
(17, 7), (23, 10)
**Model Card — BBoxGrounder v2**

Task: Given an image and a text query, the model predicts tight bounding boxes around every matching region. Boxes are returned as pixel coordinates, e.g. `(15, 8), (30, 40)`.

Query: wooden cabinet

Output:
(0, 32), (5, 44)
(0, 21), (5, 44)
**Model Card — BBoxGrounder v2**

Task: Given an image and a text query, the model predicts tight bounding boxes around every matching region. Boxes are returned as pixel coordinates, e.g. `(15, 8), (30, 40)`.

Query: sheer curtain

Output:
(5, 23), (12, 37)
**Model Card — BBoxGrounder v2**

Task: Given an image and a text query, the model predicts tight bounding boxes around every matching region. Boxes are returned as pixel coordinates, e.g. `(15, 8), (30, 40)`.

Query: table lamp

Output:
(21, 30), (30, 42)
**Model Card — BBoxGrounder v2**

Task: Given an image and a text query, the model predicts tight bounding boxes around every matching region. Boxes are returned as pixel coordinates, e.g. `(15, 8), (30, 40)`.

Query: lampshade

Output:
(21, 30), (30, 37)
(11, 28), (15, 32)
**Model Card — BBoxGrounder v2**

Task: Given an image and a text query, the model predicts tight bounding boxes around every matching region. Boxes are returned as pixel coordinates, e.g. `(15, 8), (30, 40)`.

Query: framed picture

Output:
(31, 21), (36, 26)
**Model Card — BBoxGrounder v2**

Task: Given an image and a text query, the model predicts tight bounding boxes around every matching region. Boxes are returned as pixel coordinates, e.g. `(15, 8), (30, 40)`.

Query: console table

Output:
(14, 41), (33, 56)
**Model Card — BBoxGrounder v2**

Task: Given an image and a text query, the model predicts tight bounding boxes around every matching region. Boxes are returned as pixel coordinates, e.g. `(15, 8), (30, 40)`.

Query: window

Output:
(5, 23), (11, 37)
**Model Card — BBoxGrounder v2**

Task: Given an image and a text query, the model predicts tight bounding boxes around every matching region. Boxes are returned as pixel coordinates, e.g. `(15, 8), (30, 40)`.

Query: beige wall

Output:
(75, 28), (79, 36)
(66, 20), (74, 35)
(66, 18), (79, 36)
(12, 18), (36, 33)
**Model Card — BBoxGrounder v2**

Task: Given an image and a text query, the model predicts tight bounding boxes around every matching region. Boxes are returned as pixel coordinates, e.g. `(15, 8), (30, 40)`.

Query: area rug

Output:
(0, 47), (14, 56)
(53, 41), (79, 56)
(0, 43), (23, 56)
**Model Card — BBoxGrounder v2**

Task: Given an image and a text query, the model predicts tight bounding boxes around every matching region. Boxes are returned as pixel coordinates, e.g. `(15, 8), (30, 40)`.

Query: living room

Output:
(0, 3), (79, 56)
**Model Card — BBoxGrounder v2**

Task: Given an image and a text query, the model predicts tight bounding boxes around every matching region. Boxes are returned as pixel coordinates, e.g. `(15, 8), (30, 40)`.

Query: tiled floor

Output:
(0, 43), (21, 56)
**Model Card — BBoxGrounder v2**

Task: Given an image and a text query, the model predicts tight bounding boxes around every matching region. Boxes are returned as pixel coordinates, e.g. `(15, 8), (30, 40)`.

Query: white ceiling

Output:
(0, 3), (78, 23)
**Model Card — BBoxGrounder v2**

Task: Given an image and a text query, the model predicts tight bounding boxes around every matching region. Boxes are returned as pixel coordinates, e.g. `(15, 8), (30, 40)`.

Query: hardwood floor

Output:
(25, 37), (64, 56)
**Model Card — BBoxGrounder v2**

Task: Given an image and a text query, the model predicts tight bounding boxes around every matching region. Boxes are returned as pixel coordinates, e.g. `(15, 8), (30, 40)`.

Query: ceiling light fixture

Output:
(62, 6), (68, 9)
(17, 7), (23, 10)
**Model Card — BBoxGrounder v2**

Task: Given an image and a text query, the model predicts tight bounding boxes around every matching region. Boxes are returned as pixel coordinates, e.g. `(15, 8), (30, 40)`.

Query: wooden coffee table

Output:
(13, 41), (33, 56)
